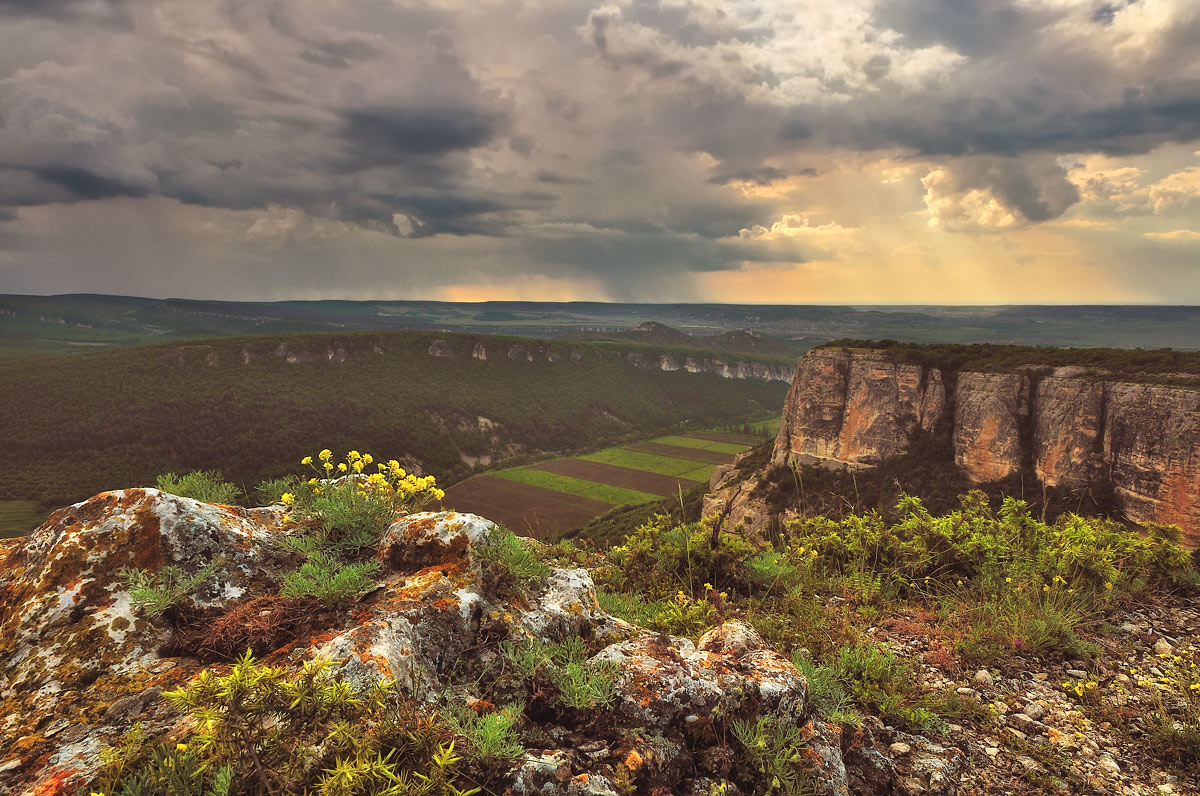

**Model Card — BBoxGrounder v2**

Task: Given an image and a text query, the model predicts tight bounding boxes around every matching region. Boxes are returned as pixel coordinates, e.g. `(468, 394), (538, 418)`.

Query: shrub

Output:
(280, 552), (380, 605)
(787, 492), (1197, 604)
(499, 638), (617, 711)
(476, 526), (550, 591)
(730, 715), (815, 796)
(121, 561), (220, 620)
(444, 702), (526, 762)
(288, 450), (444, 552)
(156, 471), (241, 504)
(608, 516), (756, 600)
(253, 475), (300, 506)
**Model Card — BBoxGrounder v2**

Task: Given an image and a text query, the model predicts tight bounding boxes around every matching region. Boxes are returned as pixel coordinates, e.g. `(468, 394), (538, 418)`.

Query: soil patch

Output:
(433, 476), (612, 539)
(530, 458), (701, 497)
(626, 442), (738, 464)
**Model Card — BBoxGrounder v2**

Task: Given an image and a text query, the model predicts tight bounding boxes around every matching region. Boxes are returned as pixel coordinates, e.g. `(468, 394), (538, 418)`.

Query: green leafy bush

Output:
(279, 552), (380, 605)
(787, 492), (1197, 607)
(730, 715), (815, 796)
(253, 475), (300, 506)
(476, 526), (550, 591)
(444, 702), (526, 762)
(156, 471), (241, 504)
(285, 450), (444, 553)
(608, 516), (756, 600)
(121, 562), (220, 620)
(499, 638), (617, 711)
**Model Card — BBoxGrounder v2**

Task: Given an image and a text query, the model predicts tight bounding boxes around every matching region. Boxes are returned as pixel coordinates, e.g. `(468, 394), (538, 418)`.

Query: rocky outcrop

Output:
(771, 349), (944, 468)
(953, 373), (1030, 482)
(0, 490), (952, 796)
(621, 351), (793, 382)
(1033, 377), (1105, 487)
(1103, 383), (1200, 535)
(771, 350), (1200, 544)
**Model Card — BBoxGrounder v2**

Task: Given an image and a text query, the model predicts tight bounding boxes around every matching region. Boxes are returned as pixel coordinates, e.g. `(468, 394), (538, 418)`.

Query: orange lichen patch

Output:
(28, 767), (81, 796)
(623, 749), (645, 771)
(572, 773), (590, 786)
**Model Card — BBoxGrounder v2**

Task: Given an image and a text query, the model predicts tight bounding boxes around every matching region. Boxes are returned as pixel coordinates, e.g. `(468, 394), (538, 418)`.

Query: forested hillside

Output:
(0, 331), (787, 522)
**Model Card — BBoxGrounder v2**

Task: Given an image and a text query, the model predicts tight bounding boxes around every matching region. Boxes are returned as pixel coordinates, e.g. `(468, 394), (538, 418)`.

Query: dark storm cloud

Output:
(25, 165), (149, 201)
(707, 166), (794, 186)
(873, 0), (1051, 57)
(338, 106), (506, 163)
(842, 81), (1200, 158)
(0, 0), (131, 25)
(0, 165), (148, 206)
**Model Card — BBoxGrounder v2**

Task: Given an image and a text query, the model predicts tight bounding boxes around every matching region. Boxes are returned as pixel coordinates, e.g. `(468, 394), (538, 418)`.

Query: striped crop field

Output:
(435, 428), (769, 538)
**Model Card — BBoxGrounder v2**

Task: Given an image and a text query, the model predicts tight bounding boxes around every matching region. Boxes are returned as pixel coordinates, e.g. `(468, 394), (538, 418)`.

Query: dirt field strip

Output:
(626, 441), (737, 465)
(530, 458), (702, 497)
(431, 475), (611, 539)
(682, 431), (765, 445)
(492, 468), (660, 505)
(579, 448), (714, 480)
(652, 435), (748, 455)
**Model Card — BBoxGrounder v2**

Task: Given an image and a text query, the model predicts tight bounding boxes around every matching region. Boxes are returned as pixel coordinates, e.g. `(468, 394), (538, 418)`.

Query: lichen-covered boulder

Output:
(378, 510), (494, 571)
(593, 621), (808, 732)
(0, 489), (289, 793)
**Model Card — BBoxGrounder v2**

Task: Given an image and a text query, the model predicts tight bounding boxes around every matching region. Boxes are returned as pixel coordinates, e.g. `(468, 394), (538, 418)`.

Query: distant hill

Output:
(3, 294), (1199, 358)
(565, 321), (800, 356)
(0, 330), (788, 530)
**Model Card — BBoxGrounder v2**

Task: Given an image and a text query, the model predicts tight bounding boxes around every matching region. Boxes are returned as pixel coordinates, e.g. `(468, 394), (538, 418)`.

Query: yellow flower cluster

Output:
(300, 449), (446, 507)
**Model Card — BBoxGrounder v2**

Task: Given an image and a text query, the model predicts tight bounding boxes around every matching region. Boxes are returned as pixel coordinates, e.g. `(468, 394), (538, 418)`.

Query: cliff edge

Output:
(771, 348), (1200, 544)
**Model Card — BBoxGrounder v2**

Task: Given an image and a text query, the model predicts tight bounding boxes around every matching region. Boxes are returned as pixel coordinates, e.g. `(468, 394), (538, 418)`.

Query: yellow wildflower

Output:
(349, 450), (361, 461)
(1043, 585), (1050, 592)
(337, 462), (348, 473)
(1005, 577), (1012, 583)
(1104, 582), (1113, 590)
(176, 743), (188, 751)
(301, 455), (313, 465)
(319, 449), (333, 462)
(280, 492), (295, 506)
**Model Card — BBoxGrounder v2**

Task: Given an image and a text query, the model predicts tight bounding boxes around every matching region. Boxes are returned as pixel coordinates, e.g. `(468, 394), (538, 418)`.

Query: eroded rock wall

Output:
(771, 349), (944, 468)
(771, 350), (1200, 543)
(952, 372), (1030, 482)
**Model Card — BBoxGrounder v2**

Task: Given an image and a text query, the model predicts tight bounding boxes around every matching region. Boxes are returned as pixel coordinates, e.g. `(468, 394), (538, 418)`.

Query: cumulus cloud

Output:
(921, 156), (1080, 232)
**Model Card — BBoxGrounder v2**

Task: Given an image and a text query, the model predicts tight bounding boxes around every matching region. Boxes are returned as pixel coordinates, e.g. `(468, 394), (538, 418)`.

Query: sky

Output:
(0, 0), (1198, 304)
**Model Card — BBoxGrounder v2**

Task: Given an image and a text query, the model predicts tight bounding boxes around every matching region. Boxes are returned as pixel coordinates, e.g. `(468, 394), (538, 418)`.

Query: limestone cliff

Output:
(770, 349), (944, 468)
(771, 349), (1200, 544)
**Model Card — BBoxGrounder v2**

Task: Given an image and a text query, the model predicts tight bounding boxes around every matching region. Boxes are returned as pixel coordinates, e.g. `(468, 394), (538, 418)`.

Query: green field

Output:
(490, 468), (661, 505)
(440, 427), (771, 537)
(578, 449), (716, 481)
(0, 501), (46, 539)
(650, 435), (749, 454)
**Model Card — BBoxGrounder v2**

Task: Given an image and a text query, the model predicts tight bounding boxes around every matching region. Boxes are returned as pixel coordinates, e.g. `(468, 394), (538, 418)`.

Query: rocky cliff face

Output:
(772, 350), (1200, 544)
(771, 349), (944, 468)
(0, 490), (959, 796)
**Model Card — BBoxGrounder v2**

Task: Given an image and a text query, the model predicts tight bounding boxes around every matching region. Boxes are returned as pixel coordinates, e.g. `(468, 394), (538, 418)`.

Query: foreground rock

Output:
(0, 490), (959, 796)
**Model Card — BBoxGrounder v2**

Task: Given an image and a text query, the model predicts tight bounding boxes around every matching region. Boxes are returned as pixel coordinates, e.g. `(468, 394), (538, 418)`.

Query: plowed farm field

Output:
(435, 430), (766, 538)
